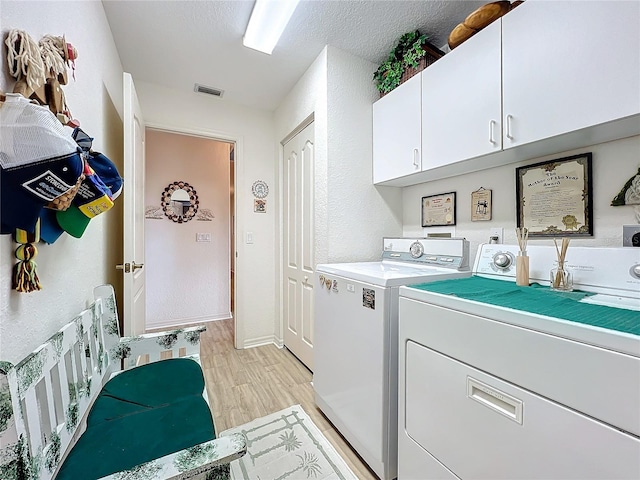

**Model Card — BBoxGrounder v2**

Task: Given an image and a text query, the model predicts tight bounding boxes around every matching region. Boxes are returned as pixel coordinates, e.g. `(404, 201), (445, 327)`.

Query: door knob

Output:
(116, 262), (144, 273)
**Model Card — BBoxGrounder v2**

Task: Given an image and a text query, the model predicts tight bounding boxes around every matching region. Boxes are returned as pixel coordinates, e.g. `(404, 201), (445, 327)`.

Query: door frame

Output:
(277, 113), (314, 345)
(145, 121), (242, 348)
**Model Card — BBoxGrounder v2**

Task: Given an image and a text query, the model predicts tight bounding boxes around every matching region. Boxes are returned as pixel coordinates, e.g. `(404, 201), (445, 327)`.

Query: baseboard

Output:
(146, 313), (232, 332)
(242, 335), (280, 349)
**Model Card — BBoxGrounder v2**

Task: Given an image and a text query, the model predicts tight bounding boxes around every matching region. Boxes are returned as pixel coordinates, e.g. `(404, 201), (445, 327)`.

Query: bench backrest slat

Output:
(0, 285), (120, 480)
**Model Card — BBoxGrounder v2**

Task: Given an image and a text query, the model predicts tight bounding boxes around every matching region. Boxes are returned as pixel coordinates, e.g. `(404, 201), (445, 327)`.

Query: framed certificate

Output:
(516, 153), (593, 237)
(422, 192), (456, 227)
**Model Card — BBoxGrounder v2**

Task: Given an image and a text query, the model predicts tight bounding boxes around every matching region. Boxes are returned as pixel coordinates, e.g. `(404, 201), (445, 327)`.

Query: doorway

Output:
(144, 128), (235, 331)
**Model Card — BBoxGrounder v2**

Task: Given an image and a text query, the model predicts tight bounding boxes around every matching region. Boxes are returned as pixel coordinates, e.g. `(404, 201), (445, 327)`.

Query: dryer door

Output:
(405, 341), (640, 479)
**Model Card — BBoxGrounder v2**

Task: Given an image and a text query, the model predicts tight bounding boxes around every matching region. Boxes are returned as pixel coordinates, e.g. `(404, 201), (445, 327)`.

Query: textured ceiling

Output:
(102, 0), (484, 111)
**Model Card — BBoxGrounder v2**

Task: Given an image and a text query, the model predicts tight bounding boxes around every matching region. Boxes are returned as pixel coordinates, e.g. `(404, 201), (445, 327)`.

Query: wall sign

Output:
(251, 180), (269, 199)
(254, 199), (266, 213)
(471, 187), (492, 221)
(516, 153), (593, 237)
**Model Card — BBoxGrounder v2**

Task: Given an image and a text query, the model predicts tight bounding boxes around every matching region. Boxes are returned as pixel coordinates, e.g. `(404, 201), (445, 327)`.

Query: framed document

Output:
(516, 153), (593, 237)
(471, 187), (492, 221)
(422, 192), (456, 227)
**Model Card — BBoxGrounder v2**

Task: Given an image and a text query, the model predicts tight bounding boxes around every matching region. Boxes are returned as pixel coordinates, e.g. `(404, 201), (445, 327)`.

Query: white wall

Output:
(275, 48), (330, 264)
(325, 46), (403, 262)
(0, 1), (124, 364)
(135, 81), (276, 348)
(275, 46), (403, 266)
(274, 46), (403, 343)
(402, 135), (640, 262)
(145, 129), (231, 329)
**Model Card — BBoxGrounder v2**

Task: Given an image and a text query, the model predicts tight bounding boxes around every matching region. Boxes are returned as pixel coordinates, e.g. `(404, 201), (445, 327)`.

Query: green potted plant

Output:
(372, 56), (404, 95)
(373, 30), (443, 95)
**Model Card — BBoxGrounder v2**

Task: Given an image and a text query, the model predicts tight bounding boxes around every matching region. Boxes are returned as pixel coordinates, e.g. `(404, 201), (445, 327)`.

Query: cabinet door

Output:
(422, 19), (502, 170)
(373, 73), (422, 184)
(502, 0), (640, 149)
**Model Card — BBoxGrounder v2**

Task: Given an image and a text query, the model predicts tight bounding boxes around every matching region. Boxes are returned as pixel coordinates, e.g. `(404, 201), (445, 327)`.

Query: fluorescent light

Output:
(243, 0), (300, 55)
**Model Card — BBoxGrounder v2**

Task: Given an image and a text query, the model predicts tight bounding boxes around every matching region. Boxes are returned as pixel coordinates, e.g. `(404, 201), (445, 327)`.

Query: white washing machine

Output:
(398, 244), (640, 479)
(314, 237), (471, 480)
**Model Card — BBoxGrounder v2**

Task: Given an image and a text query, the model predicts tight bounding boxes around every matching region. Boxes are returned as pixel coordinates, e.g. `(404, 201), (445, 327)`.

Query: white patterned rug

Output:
(220, 405), (358, 480)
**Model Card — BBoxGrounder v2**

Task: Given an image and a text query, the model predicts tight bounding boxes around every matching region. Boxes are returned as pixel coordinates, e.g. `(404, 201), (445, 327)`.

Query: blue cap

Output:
(1, 151), (84, 235)
(87, 151), (123, 200)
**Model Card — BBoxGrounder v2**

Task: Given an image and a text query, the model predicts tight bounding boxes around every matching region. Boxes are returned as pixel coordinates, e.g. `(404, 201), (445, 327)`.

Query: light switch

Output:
(196, 233), (212, 242)
(246, 232), (254, 244)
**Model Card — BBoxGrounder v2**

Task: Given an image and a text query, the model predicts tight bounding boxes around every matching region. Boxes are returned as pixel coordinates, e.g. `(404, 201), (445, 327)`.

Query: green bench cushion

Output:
(56, 358), (215, 480)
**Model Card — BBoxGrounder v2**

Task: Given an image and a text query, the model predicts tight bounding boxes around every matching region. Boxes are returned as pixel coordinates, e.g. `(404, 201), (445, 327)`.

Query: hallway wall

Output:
(145, 129), (231, 329)
(0, 0), (124, 363)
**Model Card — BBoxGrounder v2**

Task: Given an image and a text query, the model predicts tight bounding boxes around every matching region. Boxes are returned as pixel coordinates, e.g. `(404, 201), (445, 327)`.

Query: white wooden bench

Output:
(0, 284), (246, 479)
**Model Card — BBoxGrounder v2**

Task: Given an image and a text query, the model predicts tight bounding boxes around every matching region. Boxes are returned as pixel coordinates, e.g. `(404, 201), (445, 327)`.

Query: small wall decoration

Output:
(471, 187), (492, 221)
(251, 180), (269, 199)
(196, 208), (215, 221)
(516, 153), (593, 237)
(145, 205), (163, 219)
(611, 167), (640, 222)
(422, 192), (456, 227)
(161, 181), (199, 223)
(254, 199), (266, 213)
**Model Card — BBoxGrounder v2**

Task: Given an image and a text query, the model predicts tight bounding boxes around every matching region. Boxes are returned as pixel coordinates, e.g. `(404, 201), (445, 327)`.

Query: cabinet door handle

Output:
(413, 148), (419, 168)
(506, 114), (514, 140)
(489, 120), (496, 144)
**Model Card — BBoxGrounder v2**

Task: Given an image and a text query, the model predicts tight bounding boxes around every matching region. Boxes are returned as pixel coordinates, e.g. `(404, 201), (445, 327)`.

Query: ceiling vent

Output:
(194, 84), (224, 98)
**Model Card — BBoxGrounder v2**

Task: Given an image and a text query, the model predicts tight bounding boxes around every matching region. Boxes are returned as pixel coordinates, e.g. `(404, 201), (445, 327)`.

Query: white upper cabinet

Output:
(502, 0), (640, 149)
(373, 72), (422, 184)
(422, 19), (502, 170)
(372, 0), (640, 187)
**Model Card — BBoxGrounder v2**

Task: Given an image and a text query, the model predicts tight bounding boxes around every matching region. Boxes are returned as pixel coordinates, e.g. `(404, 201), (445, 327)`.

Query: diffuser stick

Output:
(515, 227), (529, 286)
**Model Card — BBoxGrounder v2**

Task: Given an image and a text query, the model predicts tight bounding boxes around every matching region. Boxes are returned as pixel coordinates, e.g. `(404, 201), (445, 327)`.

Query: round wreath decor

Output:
(161, 181), (199, 223)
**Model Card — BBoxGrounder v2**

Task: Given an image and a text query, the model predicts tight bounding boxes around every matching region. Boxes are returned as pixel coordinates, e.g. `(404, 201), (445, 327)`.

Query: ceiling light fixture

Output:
(243, 0), (300, 55)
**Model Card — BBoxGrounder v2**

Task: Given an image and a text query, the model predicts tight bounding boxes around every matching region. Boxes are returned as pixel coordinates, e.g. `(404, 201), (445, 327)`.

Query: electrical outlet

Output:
(623, 225), (640, 247)
(489, 227), (503, 244)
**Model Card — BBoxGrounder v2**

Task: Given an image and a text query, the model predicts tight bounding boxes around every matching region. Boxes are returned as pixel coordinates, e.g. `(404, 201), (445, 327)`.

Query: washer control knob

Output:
(631, 264), (640, 279)
(409, 241), (424, 258)
(493, 252), (513, 269)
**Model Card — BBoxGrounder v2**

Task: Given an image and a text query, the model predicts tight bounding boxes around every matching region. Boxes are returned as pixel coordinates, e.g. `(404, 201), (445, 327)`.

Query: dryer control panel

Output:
(474, 243), (640, 298)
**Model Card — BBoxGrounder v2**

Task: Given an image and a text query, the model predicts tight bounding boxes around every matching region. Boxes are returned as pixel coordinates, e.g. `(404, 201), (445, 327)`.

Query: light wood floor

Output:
(199, 318), (378, 480)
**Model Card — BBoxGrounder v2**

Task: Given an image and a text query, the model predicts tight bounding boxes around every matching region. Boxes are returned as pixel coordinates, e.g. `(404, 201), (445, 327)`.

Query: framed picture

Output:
(516, 153), (593, 237)
(471, 187), (492, 221)
(254, 199), (266, 213)
(422, 192), (456, 227)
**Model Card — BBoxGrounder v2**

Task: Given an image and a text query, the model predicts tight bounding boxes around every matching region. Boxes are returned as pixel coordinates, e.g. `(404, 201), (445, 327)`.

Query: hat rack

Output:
(1, 30), (122, 293)
(5, 29), (79, 126)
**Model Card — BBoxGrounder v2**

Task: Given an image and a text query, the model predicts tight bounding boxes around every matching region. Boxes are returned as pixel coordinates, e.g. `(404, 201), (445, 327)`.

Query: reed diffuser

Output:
(551, 238), (573, 291)
(515, 227), (529, 286)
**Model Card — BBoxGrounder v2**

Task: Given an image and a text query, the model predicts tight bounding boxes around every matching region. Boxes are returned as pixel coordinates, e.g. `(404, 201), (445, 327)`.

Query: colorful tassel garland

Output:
(13, 243), (42, 293)
(12, 220), (42, 293)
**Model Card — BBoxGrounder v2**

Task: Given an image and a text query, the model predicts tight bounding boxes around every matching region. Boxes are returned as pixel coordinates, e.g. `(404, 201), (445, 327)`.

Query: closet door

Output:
(283, 122), (315, 370)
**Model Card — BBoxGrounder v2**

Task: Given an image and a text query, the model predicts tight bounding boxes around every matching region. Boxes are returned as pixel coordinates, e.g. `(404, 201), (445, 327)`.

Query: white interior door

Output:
(283, 122), (315, 370)
(122, 72), (146, 336)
